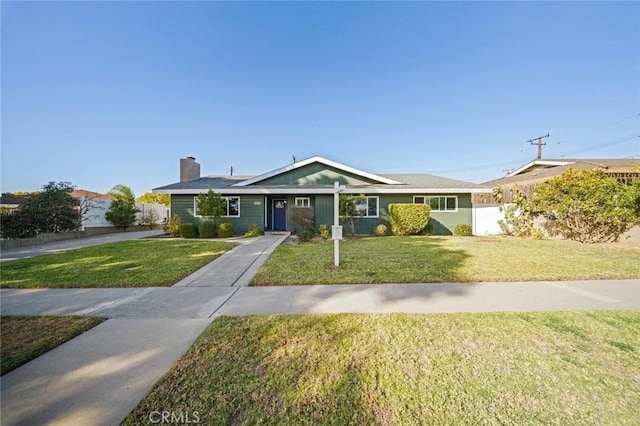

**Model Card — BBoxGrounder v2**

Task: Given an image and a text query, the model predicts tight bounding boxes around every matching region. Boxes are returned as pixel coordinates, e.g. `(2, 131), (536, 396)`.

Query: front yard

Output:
(123, 311), (640, 425)
(0, 240), (236, 288)
(0, 316), (104, 375)
(252, 236), (640, 285)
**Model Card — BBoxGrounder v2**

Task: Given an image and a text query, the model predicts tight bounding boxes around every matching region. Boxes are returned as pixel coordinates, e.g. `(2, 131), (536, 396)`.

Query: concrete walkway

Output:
(0, 229), (166, 261)
(1, 231), (639, 425)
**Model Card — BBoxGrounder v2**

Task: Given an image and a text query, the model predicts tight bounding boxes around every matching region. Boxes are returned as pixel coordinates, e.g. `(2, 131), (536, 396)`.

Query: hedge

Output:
(388, 204), (431, 236)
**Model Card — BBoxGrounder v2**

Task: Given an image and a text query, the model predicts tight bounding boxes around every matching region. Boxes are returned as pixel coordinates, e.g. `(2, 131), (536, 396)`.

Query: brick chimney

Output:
(180, 156), (200, 182)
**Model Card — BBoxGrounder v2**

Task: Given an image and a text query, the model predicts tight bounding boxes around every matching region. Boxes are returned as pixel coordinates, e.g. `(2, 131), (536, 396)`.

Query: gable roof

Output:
(506, 158), (640, 177)
(153, 156), (492, 194)
(484, 158), (640, 189)
(232, 156), (403, 186)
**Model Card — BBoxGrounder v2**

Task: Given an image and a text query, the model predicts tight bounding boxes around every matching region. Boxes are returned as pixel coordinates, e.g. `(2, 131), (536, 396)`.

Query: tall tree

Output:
(105, 185), (139, 231)
(20, 181), (80, 233)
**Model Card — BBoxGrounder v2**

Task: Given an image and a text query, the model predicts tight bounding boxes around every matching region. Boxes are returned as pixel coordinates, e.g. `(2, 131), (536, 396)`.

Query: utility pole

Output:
(527, 134), (550, 159)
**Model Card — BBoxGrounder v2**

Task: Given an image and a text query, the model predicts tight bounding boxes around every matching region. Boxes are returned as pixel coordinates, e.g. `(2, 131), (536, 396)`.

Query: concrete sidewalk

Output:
(0, 233), (289, 426)
(0, 229), (165, 261)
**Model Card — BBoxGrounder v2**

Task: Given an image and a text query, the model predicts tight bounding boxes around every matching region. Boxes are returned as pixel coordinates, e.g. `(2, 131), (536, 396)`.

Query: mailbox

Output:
(331, 225), (343, 240)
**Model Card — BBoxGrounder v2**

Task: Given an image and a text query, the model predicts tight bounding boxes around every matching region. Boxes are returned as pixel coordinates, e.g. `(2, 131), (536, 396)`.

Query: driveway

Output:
(0, 229), (165, 261)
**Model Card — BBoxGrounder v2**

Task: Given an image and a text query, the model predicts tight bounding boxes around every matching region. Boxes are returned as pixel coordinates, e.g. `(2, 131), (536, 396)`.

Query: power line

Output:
(557, 133), (640, 157)
(554, 113), (640, 146)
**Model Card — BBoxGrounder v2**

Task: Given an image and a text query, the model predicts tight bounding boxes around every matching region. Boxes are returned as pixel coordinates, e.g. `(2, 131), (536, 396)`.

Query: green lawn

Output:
(0, 240), (236, 288)
(123, 311), (640, 425)
(252, 236), (640, 285)
(0, 316), (104, 375)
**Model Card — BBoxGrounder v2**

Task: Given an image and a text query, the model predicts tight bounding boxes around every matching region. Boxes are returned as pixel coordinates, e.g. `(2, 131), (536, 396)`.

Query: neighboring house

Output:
(0, 193), (30, 211)
(153, 156), (492, 235)
(482, 158), (640, 201)
(73, 191), (169, 229)
(472, 158), (640, 236)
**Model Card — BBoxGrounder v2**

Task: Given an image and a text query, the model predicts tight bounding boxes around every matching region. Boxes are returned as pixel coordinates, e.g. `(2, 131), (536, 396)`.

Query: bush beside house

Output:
(388, 204), (431, 236)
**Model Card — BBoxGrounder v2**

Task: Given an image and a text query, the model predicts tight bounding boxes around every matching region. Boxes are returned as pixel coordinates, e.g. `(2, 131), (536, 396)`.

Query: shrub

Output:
(165, 214), (182, 237)
(0, 210), (38, 239)
(218, 222), (234, 238)
(373, 223), (387, 236)
(199, 221), (217, 238)
(244, 224), (262, 238)
(453, 224), (473, 236)
(388, 204), (431, 236)
(288, 206), (314, 230)
(531, 168), (639, 243)
(298, 228), (315, 242)
(180, 223), (199, 238)
(319, 224), (330, 240)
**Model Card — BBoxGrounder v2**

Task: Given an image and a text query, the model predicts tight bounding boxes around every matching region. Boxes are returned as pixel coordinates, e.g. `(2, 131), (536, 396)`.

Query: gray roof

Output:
(154, 156), (491, 193)
(154, 176), (253, 191)
(154, 173), (489, 193)
(381, 174), (489, 190)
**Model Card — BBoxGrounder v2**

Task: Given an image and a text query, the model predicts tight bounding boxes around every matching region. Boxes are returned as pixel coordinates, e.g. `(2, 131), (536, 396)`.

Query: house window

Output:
(414, 195), (457, 212)
(193, 196), (240, 217)
(295, 197), (311, 208)
(356, 196), (378, 217)
(224, 197), (240, 217)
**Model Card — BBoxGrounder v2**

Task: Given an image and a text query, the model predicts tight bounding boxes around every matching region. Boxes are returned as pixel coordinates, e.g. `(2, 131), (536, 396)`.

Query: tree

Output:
(196, 190), (225, 227)
(339, 194), (366, 236)
(74, 193), (104, 233)
(531, 168), (639, 243)
(136, 192), (170, 206)
(139, 208), (161, 230)
(19, 181), (80, 234)
(105, 184), (139, 231)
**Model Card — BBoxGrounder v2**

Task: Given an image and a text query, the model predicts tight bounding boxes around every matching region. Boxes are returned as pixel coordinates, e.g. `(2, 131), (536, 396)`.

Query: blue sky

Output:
(2, 1), (639, 196)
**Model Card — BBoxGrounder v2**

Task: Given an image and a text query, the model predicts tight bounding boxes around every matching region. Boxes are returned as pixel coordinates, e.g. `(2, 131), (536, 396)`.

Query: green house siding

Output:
(171, 194), (265, 235)
(314, 195), (334, 231)
(347, 193), (472, 235)
(171, 193), (473, 236)
(255, 163), (379, 186)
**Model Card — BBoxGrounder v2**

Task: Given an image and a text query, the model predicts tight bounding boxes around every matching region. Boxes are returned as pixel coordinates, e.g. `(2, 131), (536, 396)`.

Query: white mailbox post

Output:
(333, 181), (345, 267)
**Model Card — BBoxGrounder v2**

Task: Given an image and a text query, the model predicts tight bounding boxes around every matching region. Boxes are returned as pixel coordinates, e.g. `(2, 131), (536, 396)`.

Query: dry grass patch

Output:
(124, 311), (640, 425)
(1, 316), (104, 375)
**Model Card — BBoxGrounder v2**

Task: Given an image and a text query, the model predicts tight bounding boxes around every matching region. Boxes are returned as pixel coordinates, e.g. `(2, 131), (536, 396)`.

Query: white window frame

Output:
(193, 196), (241, 217)
(356, 196), (379, 218)
(414, 195), (458, 212)
(294, 197), (311, 208)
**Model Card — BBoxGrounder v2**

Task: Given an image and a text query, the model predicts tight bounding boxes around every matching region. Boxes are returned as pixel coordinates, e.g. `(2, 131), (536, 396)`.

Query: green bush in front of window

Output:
(388, 204), (431, 236)
(218, 222), (234, 238)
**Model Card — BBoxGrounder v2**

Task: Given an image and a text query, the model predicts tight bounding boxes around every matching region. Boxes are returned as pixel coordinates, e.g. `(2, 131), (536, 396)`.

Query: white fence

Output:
(80, 198), (169, 229)
(472, 204), (507, 236)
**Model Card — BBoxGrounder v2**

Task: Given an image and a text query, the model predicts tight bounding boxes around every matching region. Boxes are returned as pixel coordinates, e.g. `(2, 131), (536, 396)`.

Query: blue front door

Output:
(273, 199), (287, 231)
